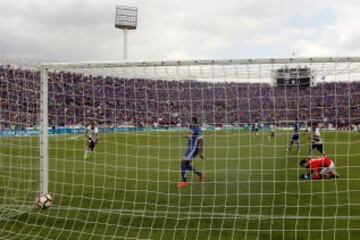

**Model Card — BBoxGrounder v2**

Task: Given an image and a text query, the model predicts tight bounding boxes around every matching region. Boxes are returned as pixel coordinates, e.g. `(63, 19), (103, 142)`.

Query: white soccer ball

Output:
(36, 192), (53, 209)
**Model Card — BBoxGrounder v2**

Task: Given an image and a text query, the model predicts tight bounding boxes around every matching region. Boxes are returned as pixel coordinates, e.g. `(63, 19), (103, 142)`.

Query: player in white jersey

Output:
(309, 125), (323, 155)
(84, 122), (99, 159)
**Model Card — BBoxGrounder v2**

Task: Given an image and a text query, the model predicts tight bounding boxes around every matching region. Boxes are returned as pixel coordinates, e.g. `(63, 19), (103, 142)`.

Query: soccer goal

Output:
(1, 57), (360, 239)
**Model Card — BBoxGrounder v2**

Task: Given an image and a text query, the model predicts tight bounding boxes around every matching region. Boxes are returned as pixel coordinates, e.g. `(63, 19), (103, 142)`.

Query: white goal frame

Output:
(38, 56), (360, 196)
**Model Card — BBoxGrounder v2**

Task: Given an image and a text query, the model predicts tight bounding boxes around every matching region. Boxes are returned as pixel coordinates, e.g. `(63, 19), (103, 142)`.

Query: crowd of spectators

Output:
(1, 65), (360, 129)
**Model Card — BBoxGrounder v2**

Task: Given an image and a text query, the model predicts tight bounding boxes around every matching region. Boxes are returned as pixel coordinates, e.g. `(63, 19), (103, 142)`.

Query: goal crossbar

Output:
(41, 56), (360, 69)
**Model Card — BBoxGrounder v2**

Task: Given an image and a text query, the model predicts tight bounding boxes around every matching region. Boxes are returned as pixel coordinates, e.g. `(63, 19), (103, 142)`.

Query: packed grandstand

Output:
(1, 64), (359, 129)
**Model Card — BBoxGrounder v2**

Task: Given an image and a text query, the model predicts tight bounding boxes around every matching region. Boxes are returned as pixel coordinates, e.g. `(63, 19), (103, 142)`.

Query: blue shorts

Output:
(292, 133), (299, 141)
(183, 147), (199, 161)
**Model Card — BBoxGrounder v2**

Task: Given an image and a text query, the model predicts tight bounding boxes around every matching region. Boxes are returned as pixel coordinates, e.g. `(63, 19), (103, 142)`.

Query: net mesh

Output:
(0, 58), (360, 239)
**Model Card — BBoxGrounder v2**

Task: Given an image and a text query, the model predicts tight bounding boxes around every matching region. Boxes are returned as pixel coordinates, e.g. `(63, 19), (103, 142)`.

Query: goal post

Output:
(39, 67), (49, 195)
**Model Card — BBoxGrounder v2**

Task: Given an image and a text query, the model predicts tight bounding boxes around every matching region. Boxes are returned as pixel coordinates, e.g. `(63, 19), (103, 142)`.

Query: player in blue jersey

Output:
(177, 117), (205, 188)
(288, 120), (300, 152)
(251, 122), (259, 137)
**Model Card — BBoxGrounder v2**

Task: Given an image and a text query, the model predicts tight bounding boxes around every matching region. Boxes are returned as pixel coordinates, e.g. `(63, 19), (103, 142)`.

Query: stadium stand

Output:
(1, 65), (360, 129)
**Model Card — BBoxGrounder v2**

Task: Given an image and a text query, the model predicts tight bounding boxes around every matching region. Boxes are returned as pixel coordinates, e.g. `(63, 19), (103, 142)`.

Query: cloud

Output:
(0, 0), (359, 61)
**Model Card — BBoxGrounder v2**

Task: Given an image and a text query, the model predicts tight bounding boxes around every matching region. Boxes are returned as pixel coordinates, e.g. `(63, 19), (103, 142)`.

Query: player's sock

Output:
(85, 149), (91, 159)
(181, 163), (188, 182)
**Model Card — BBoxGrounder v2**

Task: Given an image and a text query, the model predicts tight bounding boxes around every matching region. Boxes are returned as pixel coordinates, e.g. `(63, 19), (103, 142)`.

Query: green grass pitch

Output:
(0, 130), (360, 240)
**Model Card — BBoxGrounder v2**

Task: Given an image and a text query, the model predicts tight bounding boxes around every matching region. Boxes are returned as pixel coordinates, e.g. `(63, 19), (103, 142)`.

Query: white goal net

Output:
(0, 57), (360, 239)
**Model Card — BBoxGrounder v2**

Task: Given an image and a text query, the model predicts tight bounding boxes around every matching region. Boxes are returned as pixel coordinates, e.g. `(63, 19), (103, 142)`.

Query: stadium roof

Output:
(2, 57), (360, 83)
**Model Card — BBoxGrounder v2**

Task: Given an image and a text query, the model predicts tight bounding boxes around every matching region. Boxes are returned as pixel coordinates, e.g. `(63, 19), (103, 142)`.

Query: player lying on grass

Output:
(309, 125), (324, 154)
(84, 122), (99, 159)
(299, 155), (339, 180)
(288, 120), (300, 152)
(177, 117), (205, 188)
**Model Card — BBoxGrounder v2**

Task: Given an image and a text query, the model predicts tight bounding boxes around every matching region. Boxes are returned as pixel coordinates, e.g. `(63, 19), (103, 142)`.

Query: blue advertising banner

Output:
(0, 127), (185, 137)
(0, 126), (246, 137)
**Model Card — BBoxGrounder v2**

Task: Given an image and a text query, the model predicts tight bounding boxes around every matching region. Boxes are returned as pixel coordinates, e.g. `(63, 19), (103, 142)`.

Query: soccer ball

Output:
(35, 192), (53, 209)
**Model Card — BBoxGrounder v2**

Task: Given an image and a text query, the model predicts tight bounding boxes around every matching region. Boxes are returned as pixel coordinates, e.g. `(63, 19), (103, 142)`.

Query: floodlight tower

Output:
(115, 5), (137, 61)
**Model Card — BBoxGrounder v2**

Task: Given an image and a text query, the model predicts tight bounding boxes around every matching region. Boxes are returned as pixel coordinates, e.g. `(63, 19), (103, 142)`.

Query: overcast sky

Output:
(1, 0), (360, 62)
